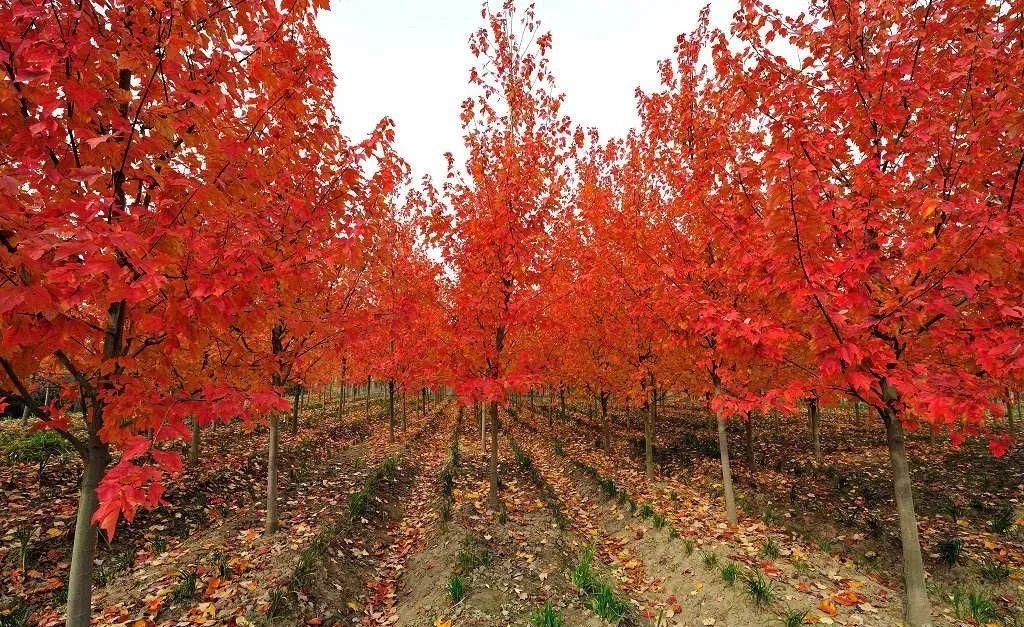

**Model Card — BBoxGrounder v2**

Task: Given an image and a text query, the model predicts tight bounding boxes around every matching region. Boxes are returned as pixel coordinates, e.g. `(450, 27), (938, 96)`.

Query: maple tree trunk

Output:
(644, 378), (655, 478)
(366, 375), (372, 417)
(187, 416), (201, 466)
(808, 397), (821, 464)
(1007, 390), (1016, 434)
(387, 379), (396, 442)
(66, 428), (110, 627)
(547, 390), (553, 430)
(290, 386), (301, 435)
(559, 386), (566, 420)
(337, 360), (347, 420)
(744, 415), (755, 470)
(716, 410), (738, 525)
(488, 400), (500, 509)
(478, 402), (485, 449)
(882, 408), (931, 626)
(265, 413), (280, 534)
(600, 391), (610, 450)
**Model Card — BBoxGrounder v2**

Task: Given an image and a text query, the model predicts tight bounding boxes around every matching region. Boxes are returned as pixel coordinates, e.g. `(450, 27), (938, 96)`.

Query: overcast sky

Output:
(317, 1), (800, 180)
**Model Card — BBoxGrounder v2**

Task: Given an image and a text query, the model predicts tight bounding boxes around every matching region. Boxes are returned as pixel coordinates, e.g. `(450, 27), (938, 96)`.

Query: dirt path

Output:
(89, 400), (437, 627)
(388, 409), (604, 627)
(509, 408), (921, 627)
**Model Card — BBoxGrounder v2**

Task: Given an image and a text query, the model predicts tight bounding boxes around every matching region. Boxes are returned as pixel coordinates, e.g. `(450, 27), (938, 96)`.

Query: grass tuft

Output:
(447, 574), (466, 604)
(530, 601), (565, 627)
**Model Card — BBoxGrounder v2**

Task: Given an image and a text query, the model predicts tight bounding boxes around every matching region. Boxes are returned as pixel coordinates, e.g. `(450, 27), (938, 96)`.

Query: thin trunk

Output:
(716, 410), (738, 524)
(600, 391), (610, 450)
(488, 400), (500, 509)
(559, 387), (566, 420)
(290, 386), (301, 435)
(66, 432), (110, 627)
(187, 416), (201, 466)
(366, 375), (371, 417)
(337, 360), (347, 420)
(808, 397), (821, 464)
(265, 413), (280, 533)
(882, 407), (931, 626)
(1007, 390), (1016, 434)
(644, 377), (656, 478)
(744, 414), (756, 470)
(67, 299), (125, 627)
(478, 402), (485, 449)
(387, 380), (395, 443)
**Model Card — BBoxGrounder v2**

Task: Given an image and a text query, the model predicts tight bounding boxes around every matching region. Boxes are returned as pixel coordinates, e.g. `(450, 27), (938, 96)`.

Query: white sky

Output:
(317, 1), (801, 180)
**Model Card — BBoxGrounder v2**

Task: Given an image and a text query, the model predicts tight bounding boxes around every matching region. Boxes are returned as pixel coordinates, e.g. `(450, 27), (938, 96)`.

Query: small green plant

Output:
(379, 455), (399, 476)
(793, 559), (811, 576)
(991, 506), (1016, 534)
(668, 526), (679, 539)
(91, 565), (111, 586)
(349, 490), (369, 520)
(211, 551), (232, 578)
(571, 546), (598, 592)
(0, 599), (32, 627)
(116, 549), (137, 572)
(447, 574), (466, 604)
(616, 491), (628, 507)
(51, 583), (68, 607)
(781, 607), (807, 627)
(761, 537), (781, 559)
(153, 537), (167, 554)
(291, 551), (315, 591)
(937, 537), (963, 568)
(980, 557), (1011, 582)
(866, 514), (885, 539)
(530, 601), (565, 627)
(637, 503), (654, 519)
(700, 550), (718, 570)
(590, 582), (629, 624)
(172, 569), (198, 602)
(721, 562), (738, 586)
(457, 546), (493, 572)
(450, 437), (461, 468)
(683, 538), (695, 555)
(652, 513), (667, 529)
(266, 588), (288, 618)
(967, 590), (997, 624)
(944, 496), (966, 521)
(439, 465), (455, 496)
(14, 527), (32, 577)
(816, 539), (833, 554)
(762, 509), (781, 525)
(744, 568), (775, 607)
(599, 477), (617, 497)
(2, 429), (72, 483)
